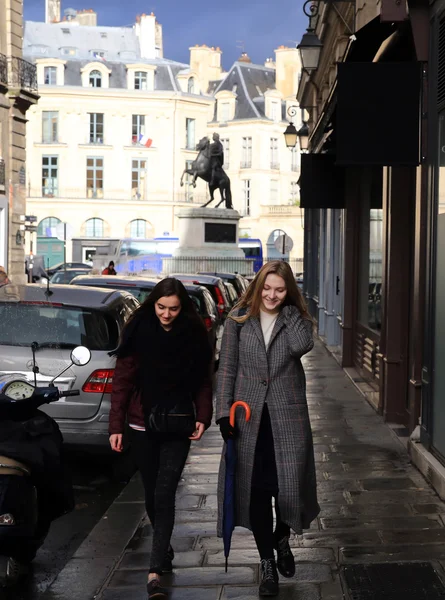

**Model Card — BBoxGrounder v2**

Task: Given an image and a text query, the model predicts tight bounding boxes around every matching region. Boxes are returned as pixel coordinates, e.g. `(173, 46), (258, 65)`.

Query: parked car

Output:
(223, 281), (239, 309)
(71, 275), (223, 362)
(70, 275), (160, 303)
(50, 268), (91, 284)
(168, 274), (231, 320)
(198, 271), (249, 297)
(47, 262), (91, 277)
(0, 283), (139, 448)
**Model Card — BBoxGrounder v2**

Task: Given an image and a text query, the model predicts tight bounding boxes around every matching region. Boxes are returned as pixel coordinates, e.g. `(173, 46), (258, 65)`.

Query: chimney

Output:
(265, 57), (276, 69)
(136, 13), (162, 60)
(46, 0), (61, 23)
(239, 52), (251, 63)
(189, 44), (222, 93)
(274, 46), (301, 98)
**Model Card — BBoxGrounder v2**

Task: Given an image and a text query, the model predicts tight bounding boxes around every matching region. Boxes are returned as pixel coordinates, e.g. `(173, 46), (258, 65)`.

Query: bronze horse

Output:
(180, 137), (233, 209)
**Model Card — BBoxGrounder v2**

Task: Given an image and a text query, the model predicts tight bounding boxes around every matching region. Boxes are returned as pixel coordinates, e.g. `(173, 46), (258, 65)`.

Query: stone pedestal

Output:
(166, 207), (251, 274)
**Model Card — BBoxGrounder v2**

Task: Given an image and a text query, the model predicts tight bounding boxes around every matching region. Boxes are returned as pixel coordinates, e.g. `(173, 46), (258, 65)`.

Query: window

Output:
(241, 137), (252, 168)
(44, 66), (57, 85)
(85, 218), (104, 238)
(42, 111), (58, 143)
(184, 160), (194, 202)
(89, 70), (102, 88)
(89, 113), (104, 144)
(86, 157), (104, 198)
(243, 180), (251, 216)
(135, 71), (148, 90)
(37, 216), (61, 237)
(291, 147), (298, 172)
(290, 181), (299, 205)
(132, 159), (147, 199)
(90, 50), (106, 59)
(61, 47), (77, 56)
(130, 219), (147, 238)
(221, 138), (230, 169)
(42, 156), (58, 197)
(220, 102), (230, 123)
(132, 115), (145, 144)
(270, 179), (279, 205)
(270, 137), (279, 169)
(186, 118), (195, 150)
(271, 101), (280, 122)
(188, 77), (195, 94)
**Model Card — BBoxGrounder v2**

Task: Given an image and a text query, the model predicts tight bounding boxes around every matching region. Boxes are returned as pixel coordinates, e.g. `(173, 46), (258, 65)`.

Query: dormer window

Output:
(215, 90), (237, 123)
(220, 102), (230, 123)
(90, 50), (106, 60)
(271, 101), (280, 122)
(135, 71), (148, 90)
(60, 47), (77, 56)
(44, 66), (57, 85)
(30, 44), (48, 54)
(89, 70), (102, 88)
(187, 77), (195, 94)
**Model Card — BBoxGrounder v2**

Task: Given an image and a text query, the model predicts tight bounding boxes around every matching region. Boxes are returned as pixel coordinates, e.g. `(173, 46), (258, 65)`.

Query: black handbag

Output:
(147, 399), (196, 436)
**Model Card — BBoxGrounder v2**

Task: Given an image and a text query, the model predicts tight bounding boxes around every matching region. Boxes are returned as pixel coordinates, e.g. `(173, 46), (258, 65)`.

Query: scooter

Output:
(0, 345), (92, 586)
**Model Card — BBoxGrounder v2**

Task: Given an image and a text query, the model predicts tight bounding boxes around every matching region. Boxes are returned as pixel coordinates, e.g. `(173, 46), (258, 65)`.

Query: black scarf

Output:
(112, 310), (211, 413)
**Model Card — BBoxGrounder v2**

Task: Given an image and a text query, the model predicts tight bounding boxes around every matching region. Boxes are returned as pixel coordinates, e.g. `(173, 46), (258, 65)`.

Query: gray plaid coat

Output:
(215, 305), (319, 536)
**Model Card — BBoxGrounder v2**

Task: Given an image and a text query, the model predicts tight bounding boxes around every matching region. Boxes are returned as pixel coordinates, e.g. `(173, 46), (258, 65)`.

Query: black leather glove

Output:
(217, 417), (236, 442)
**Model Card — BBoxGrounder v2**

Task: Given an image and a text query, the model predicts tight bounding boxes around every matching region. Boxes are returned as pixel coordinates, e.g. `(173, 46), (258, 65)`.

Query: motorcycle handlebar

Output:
(59, 390), (80, 398)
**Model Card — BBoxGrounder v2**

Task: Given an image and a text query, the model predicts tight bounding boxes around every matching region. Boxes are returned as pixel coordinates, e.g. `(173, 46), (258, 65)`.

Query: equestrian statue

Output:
(180, 132), (233, 209)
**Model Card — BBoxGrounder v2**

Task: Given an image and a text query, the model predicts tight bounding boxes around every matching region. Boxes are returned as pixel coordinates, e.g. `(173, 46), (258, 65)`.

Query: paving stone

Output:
(197, 535), (258, 551)
(339, 544), (445, 563)
(319, 578), (344, 600)
(287, 563), (333, 583)
(180, 473), (219, 484)
(173, 522), (218, 537)
(379, 528), (445, 544)
(206, 548), (335, 566)
(182, 464), (220, 474)
(302, 531), (382, 547)
(359, 477), (419, 490)
(319, 516), (443, 530)
(119, 550), (204, 569)
(102, 588), (221, 600)
(411, 503), (445, 514)
(175, 509), (218, 523)
(348, 490), (437, 504)
(41, 558), (116, 600)
(128, 536), (196, 553)
(175, 494), (202, 509)
(221, 584), (321, 600)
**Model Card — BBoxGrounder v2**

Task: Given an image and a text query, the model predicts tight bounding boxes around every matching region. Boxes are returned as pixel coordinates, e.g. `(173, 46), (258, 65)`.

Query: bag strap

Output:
(236, 307), (248, 341)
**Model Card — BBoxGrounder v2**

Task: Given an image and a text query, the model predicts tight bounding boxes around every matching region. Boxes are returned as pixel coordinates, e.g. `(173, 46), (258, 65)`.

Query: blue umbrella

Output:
(223, 400), (251, 573)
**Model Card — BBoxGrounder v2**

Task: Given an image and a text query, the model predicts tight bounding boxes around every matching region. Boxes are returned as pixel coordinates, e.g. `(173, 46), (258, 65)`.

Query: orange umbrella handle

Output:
(229, 401), (251, 427)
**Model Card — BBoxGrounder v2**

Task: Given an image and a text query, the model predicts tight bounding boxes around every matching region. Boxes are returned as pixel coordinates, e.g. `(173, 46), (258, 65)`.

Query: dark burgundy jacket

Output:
(109, 355), (213, 435)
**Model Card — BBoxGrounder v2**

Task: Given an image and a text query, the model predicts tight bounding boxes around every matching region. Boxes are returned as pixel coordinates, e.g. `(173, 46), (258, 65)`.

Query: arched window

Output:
(37, 216), (61, 237)
(187, 77), (195, 94)
(84, 218), (104, 237)
(89, 70), (102, 88)
(129, 219), (147, 239)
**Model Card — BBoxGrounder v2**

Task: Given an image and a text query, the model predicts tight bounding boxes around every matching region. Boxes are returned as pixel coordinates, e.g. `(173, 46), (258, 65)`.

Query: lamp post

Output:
(297, 122), (309, 153)
(283, 106), (299, 149)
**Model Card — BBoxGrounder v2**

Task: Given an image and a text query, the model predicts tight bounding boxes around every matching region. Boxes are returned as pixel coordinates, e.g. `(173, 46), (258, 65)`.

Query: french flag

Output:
(138, 134), (152, 148)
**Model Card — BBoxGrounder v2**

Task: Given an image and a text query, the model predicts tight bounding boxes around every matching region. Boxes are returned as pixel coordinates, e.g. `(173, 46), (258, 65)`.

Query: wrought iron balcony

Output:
(7, 57), (38, 92)
(0, 55), (7, 86)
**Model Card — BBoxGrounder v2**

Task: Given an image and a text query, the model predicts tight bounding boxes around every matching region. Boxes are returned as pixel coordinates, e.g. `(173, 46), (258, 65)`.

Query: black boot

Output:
(147, 578), (168, 599)
(259, 559), (279, 596)
(275, 535), (295, 578)
(162, 545), (174, 573)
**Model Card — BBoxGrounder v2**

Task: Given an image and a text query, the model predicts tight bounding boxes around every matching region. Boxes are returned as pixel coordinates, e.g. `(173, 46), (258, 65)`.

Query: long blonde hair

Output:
(231, 261), (311, 323)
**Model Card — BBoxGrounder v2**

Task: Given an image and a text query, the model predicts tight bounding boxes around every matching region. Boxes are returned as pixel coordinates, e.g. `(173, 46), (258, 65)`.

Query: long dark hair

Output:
(112, 277), (207, 358)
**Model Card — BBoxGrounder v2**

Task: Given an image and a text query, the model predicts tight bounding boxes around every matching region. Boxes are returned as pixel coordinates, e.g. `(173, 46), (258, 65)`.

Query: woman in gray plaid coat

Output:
(216, 261), (319, 596)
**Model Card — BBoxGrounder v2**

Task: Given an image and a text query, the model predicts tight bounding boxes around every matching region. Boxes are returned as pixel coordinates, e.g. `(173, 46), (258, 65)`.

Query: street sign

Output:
(25, 225), (37, 233)
(56, 222), (74, 242)
(25, 215), (37, 223)
(274, 234), (294, 255)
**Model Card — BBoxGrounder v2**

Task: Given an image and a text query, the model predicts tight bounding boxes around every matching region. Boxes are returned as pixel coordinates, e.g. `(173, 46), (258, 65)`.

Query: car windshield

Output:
(52, 270), (89, 284)
(0, 303), (118, 351)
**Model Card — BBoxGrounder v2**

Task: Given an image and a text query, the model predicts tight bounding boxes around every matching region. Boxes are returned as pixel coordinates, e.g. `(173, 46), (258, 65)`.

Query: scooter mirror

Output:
(70, 346), (91, 367)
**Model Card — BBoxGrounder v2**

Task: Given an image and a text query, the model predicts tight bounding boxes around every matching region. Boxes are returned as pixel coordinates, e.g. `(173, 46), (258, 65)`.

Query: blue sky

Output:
(24, 0), (308, 68)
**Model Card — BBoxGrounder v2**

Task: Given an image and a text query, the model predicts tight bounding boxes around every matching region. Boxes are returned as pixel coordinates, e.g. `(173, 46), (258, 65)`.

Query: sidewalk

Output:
(44, 341), (445, 599)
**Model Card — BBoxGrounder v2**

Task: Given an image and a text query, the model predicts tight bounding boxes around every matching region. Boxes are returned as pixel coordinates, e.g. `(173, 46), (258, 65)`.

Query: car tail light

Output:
(0, 514), (15, 526)
(215, 288), (225, 316)
(203, 316), (213, 331)
(82, 369), (114, 394)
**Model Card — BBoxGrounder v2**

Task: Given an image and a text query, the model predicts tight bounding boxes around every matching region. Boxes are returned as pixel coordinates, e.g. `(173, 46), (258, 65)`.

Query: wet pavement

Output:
(44, 341), (445, 599)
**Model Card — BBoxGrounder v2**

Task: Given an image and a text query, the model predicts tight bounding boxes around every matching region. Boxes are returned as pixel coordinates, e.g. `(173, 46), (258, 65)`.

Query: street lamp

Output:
(284, 106), (299, 149)
(297, 122), (309, 153)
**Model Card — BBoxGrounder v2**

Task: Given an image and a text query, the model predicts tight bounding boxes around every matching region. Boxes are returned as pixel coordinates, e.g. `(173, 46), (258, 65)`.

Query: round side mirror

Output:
(71, 346), (91, 367)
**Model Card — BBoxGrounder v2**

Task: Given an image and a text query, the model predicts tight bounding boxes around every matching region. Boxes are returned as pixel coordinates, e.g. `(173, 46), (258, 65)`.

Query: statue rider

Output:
(209, 132), (224, 187)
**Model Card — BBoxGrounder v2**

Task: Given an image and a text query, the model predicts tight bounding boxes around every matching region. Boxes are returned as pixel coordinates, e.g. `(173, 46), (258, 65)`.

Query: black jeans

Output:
(250, 406), (290, 560)
(129, 428), (191, 575)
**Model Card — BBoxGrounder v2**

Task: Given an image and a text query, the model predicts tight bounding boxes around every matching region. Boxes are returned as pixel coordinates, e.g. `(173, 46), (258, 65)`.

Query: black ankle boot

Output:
(259, 559), (279, 596)
(147, 578), (168, 599)
(275, 535), (295, 578)
(162, 545), (174, 573)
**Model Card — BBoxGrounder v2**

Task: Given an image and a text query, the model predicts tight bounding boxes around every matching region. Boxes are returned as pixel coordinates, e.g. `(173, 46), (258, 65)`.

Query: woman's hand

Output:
(109, 434), (123, 452)
(189, 422), (206, 441)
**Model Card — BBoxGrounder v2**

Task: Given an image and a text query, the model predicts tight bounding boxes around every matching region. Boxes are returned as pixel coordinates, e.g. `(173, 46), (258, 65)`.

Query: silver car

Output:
(0, 283), (139, 448)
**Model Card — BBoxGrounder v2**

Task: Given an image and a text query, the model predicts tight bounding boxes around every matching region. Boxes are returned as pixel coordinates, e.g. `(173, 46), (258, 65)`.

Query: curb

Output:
(40, 473), (146, 600)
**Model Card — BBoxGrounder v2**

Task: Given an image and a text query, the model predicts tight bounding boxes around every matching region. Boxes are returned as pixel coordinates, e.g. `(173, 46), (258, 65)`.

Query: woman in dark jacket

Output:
(109, 278), (213, 600)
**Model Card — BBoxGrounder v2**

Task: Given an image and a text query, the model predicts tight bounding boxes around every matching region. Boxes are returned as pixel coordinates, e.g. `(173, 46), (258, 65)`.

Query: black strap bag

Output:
(146, 398), (196, 436)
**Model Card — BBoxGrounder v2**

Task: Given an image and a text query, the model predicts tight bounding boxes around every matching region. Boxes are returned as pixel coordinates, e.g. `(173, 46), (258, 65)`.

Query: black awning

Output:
(336, 62), (421, 166)
(300, 154), (345, 209)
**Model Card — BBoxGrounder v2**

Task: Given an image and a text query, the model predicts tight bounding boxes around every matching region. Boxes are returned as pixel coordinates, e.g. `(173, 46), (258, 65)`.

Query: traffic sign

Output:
(56, 222), (74, 242)
(274, 234), (294, 255)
